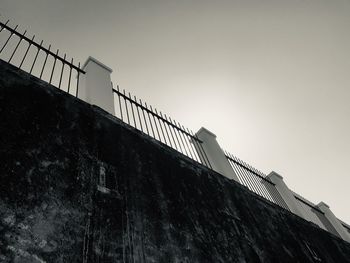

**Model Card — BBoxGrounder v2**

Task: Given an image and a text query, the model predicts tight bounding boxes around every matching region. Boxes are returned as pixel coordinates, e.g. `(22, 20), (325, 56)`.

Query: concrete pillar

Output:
(266, 171), (307, 219)
(79, 56), (115, 115)
(316, 202), (350, 243)
(194, 127), (239, 181)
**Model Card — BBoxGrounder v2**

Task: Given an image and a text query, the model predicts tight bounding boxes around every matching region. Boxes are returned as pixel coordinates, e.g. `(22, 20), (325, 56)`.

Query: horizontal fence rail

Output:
(112, 85), (212, 169)
(0, 18), (85, 97)
(225, 151), (290, 211)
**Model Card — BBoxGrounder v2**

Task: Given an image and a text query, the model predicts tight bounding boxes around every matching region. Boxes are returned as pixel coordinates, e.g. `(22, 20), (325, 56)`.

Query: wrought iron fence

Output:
(225, 151), (290, 210)
(0, 18), (85, 96)
(112, 82), (291, 212)
(112, 85), (212, 169)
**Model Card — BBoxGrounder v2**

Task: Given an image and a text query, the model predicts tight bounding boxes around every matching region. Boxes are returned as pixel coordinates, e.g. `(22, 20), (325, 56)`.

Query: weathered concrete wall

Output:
(0, 59), (350, 263)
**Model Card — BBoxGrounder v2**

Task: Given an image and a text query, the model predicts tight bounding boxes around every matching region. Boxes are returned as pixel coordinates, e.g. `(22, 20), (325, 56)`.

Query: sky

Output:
(1, 0), (350, 223)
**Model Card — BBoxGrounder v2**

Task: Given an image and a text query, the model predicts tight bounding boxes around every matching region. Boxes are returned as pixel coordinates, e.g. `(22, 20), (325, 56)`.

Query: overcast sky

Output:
(1, 0), (350, 223)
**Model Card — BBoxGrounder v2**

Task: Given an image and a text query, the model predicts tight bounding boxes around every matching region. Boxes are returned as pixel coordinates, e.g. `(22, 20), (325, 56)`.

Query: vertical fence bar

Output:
(123, 90), (130, 125)
(258, 174), (280, 205)
(58, 54), (66, 89)
(30, 40), (43, 74)
(258, 179), (274, 202)
(230, 155), (249, 187)
(49, 49), (59, 84)
(264, 182), (281, 206)
(255, 175), (272, 201)
(237, 158), (257, 193)
(159, 112), (172, 147)
(184, 126), (199, 162)
(150, 106), (161, 141)
(40, 44), (51, 78)
(128, 92), (137, 128)
(180, 124), (195, 160)
(8, 30), (26, 63)
(154, 108), (167, 145)
(170, 117), (184, 154)
(140, 99), (149, 135)
(269, 182), (288, 209)
(164, 114), (178, 150)
(242, 161), (261, 195)
(0, 25), (18, 54)
(19, 35), (35, 69)
(189, 130), (205, 163)
(117, 86), (123, 121)
(232, 155), (253, 190)
(175, 121), (189, 157)
(225, 153), (240, 183)
(67, 58), (73, 93)
(76, 62), (81, 97)
(186, 128), (200, 162)
(134, 96), (143, 132)
(171, 119), (184, 153)
(145, 103), (155, 138)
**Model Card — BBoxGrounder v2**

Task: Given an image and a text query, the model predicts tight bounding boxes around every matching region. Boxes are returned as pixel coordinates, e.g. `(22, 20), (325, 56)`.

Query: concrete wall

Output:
(1, 60), (350, 262)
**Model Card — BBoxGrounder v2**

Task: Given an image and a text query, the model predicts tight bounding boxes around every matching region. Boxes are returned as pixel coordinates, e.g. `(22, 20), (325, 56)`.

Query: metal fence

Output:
(112, 84), (293, 212)
(112, 85), (212, 168)
(0, 18), (85, 96)
(225, 151), (290, 210)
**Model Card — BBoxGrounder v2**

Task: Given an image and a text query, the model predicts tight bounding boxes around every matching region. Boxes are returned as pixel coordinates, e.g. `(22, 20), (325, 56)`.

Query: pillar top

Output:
(196, 127), (217, 138)
(267, 171), (284, 180)
(82, 56), (113, 73)
(317, 201), (330, 209)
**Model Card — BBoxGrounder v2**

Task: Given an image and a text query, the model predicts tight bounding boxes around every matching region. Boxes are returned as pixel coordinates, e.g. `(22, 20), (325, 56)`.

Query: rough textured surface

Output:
(1, 59), (350, 263)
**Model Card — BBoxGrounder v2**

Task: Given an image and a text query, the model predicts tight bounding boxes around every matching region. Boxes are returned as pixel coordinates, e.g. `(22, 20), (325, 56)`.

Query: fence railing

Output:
(112, 85), (212, 169)
(0, 18), (85, 96)
(225, 151), (290, 210)
(113, 84), (293, 212)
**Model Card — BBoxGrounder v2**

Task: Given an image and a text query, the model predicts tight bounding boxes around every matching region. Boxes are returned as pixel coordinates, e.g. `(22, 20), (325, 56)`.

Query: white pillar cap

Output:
(82, 56), (113, 73)
(317, 202), (330, 209)
(267, 171), (284, 180)
(196, 127), (217, 138)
